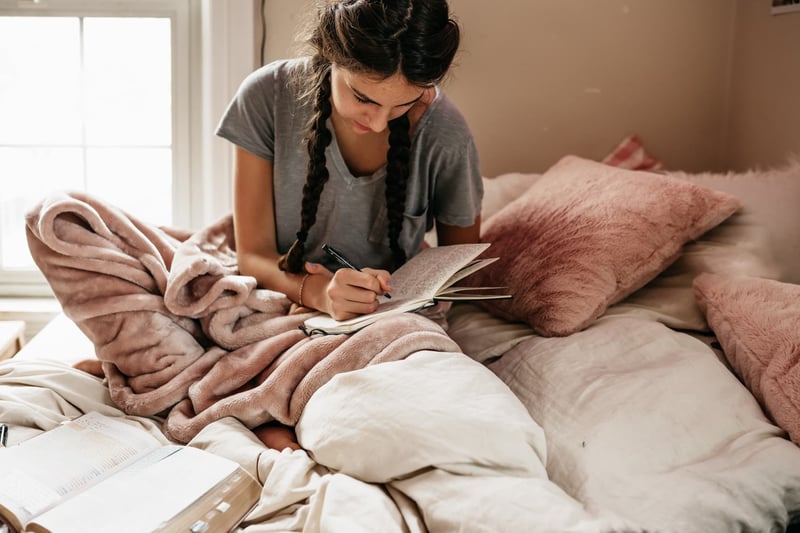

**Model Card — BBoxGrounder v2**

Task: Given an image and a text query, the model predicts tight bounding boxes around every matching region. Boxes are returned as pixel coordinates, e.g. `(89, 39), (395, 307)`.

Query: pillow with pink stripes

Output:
(601, 134), (664, 171)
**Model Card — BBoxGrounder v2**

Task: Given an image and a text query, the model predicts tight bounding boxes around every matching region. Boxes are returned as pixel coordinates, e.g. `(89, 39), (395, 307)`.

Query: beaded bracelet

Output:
(298, 273), (310, 307)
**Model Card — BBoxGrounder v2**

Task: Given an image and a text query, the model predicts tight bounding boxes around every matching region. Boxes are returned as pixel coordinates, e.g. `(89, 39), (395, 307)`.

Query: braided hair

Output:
(279, 0), (461, 273)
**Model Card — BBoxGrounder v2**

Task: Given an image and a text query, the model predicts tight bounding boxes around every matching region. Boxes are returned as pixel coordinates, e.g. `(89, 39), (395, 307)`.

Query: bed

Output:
(4, 140), (800, 532)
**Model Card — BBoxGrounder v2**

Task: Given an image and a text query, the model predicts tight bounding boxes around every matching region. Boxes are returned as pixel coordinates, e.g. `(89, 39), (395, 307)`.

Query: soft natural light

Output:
(0, 15), (173, 270)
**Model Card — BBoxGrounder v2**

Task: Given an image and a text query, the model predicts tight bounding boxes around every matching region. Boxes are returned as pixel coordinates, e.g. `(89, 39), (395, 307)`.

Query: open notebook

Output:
(302, 243), (511, 335)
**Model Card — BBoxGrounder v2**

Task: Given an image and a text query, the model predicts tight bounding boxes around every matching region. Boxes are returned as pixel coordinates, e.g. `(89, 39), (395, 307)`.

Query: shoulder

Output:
(240, 57), (311, 92)
(414, 90), (476, 149)
(420, 91), (472, 138)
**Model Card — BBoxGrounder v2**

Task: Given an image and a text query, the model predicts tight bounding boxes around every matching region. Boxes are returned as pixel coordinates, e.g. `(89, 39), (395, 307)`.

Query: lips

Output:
(353, 120), (371, 132)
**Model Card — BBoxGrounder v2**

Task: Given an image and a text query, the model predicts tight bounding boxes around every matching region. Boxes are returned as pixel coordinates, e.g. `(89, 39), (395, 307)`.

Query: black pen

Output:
(322, 244), (391, 298)
(0, 423), (8, 448)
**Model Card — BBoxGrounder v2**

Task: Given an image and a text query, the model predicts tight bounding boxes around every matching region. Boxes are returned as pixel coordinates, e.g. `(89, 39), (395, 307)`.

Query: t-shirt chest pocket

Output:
(368, 205), (430, 256)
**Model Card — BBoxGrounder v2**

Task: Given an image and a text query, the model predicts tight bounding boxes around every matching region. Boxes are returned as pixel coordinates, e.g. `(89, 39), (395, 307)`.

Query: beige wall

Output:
(725, 2), (800, 172)
(446, 0), (734, 175)
(261, 0), (314, 62)
(258, 1), (798, 177)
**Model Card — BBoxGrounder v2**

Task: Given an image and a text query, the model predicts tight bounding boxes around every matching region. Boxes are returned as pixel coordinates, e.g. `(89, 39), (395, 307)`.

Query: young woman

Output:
(216, 0), (482, 323)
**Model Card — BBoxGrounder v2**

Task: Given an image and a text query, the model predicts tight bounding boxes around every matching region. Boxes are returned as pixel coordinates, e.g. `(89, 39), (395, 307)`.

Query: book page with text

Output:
(0, 412), (163, 526)
(388, 243), (491, 301)
(301, 243), (495, 334)
(28, 446), (251, 533)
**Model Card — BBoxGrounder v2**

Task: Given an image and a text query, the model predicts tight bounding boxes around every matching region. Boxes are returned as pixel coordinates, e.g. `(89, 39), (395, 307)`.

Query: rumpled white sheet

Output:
(489, 313), (800, 533)
(294, 350), (635, 532)
(0, 353), (636, 532)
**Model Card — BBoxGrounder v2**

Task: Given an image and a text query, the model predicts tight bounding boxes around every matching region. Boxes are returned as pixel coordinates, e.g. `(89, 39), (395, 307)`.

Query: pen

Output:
(0, 423), (8, 448)
(322, 244), (391, 299)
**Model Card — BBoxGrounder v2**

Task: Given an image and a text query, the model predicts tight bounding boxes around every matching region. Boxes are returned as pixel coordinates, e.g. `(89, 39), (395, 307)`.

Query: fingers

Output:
(303, 261), (392, 320)
(362, 267), (393, 297)
(306, 261), (391, 297)
(326, 268), (392, 320)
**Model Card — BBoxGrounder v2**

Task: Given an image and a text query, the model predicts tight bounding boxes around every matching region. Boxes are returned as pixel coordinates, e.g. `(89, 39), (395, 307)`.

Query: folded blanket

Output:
(25, 191), (460, 443)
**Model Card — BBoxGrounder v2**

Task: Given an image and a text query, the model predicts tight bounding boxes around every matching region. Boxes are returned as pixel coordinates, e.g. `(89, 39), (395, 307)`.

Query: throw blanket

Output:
(25, 191), (460, 443)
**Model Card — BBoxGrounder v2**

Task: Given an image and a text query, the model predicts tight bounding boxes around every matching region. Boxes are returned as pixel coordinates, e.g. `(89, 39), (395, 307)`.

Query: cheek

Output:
(330, 88), (358, 118)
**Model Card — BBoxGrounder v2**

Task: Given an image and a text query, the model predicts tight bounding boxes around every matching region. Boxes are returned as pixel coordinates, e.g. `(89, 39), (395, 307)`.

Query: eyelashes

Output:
(352, 91), (416, 108)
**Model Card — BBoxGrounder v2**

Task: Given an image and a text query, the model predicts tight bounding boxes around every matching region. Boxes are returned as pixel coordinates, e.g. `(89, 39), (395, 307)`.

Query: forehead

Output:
(331, 65), (423, 105)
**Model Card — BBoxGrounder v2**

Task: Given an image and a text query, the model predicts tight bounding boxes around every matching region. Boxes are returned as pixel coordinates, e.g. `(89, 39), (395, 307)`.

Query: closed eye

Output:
(351, 87), (422, 108)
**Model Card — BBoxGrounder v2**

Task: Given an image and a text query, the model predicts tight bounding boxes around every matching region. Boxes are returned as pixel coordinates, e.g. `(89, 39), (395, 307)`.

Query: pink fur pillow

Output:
(693, 273), (800, 444)
(471, 155), (741, 337)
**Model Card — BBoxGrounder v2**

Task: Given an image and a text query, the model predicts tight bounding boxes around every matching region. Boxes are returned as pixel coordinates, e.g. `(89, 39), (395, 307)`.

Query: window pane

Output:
(0, 14), (175, 277)
(86, 147), (173, 226)
(0, 147), (84, 268)
(0, 17), (82, 145)
(84, 18), (172, 146)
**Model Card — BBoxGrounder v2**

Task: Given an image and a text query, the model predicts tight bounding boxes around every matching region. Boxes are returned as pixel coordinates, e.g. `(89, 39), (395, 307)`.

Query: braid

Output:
(289, 0), (462, 271)
(385, 113), (411, 268)
(278, 63), (334, 273)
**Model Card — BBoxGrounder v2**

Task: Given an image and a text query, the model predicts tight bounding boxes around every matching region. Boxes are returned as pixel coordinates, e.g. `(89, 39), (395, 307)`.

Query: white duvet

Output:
(3, 305), (800, 532)
(0, 353), (635, 532)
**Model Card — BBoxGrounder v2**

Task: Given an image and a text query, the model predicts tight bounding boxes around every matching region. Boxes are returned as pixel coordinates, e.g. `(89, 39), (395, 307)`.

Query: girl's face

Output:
(330, 65), (426, 134)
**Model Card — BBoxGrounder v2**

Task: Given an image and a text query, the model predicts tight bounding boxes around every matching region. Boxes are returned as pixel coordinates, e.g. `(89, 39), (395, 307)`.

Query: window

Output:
(0, 0), (255, 297)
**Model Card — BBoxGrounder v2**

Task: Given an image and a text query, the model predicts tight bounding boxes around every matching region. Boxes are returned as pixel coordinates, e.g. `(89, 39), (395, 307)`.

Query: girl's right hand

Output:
(304, 262), (392, 321)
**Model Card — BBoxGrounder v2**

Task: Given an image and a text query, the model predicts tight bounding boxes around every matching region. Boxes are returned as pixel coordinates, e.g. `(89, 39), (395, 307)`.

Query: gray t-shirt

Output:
(215, 58), (482, 272)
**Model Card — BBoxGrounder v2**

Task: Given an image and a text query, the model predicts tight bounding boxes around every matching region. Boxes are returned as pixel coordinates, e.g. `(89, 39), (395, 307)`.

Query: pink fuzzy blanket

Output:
(25, 191), (460, 443)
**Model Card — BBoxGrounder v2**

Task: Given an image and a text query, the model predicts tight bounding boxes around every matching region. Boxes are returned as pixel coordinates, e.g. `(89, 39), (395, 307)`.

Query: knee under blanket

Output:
(24, 191), (460, 443)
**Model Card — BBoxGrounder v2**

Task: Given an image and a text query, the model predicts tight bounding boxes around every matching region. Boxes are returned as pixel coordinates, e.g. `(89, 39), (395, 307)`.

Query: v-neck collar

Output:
(326, 86), (442, 186)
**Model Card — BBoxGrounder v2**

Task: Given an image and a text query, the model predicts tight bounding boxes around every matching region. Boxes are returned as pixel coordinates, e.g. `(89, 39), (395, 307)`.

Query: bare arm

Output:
(232, 147), (389, 319)
(233, 147), (300, 298)
(436, 215), (481, 246)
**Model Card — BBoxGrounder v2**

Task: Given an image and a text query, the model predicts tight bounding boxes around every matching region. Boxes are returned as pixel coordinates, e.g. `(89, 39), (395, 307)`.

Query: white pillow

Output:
(490, 314), (800, 532)
(481, 172), (541, 220)
(445, 303), (534, 364)
(667, 160), (800, 284)
(616, 158), (800, 331)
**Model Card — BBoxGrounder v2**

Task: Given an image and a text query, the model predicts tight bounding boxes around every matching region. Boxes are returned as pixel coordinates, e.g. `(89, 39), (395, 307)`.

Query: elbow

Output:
(236, 251), (261, 279)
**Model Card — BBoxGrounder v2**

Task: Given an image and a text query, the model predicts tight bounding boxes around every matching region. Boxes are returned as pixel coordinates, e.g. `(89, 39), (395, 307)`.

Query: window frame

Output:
(0, 0), (257, 298)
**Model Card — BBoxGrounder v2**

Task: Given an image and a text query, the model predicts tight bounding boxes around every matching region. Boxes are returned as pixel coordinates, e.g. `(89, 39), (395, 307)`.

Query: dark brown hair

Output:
(278, 0), (460, 273)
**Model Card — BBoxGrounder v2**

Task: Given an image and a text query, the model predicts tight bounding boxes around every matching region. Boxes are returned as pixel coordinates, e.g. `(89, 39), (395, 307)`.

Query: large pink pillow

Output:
(693, 273), (800, 444)
(471, 155), (741, 337)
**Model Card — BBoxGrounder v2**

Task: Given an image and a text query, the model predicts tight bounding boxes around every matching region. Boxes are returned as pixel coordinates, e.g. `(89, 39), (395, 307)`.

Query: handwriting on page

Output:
(389, 246), (482, 300)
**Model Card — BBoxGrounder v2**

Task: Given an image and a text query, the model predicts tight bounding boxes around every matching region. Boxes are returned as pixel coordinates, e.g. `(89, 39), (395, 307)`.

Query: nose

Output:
(365, 107), (392, 132)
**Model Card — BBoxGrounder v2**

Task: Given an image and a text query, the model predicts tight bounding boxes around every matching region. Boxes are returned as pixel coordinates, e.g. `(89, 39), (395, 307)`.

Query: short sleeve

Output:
(215, 61), (282, 161)
(426, 101), (483, 227)
(433, 133), (483, 227)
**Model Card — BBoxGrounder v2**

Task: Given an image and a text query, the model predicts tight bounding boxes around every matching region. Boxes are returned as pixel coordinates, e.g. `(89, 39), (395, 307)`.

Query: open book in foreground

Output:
(302, 242), (511, 335)
(0, 412), (261, 533)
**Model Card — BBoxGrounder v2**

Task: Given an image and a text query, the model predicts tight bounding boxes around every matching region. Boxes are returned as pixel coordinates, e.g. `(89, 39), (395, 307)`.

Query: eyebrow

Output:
(350, 85), (424, 108)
